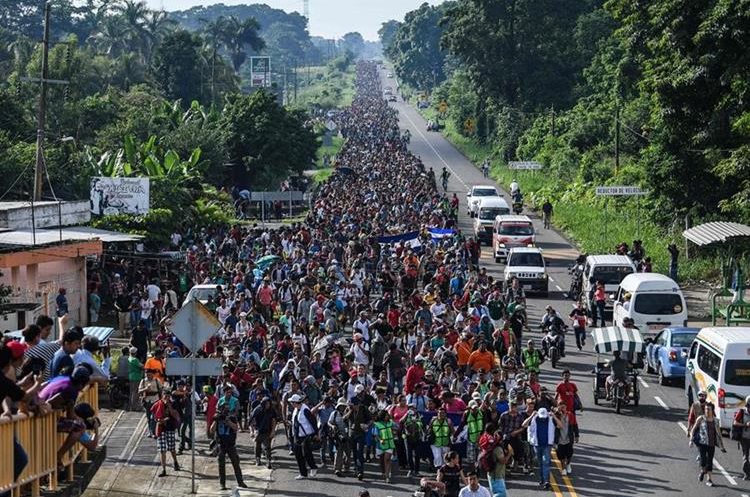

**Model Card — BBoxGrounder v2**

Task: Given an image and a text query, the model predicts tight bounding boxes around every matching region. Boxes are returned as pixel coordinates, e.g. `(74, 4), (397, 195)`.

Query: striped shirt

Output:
(24, 341), (61, 381)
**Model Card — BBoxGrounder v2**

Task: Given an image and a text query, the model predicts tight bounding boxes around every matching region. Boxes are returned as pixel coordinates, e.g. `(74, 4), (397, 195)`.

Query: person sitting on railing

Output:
(1, 340), (46, 494)
(38, 364), (96, 465)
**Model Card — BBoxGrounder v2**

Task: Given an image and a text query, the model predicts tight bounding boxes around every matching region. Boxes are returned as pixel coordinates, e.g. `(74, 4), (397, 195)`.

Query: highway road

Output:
(265, 71), (748, 497)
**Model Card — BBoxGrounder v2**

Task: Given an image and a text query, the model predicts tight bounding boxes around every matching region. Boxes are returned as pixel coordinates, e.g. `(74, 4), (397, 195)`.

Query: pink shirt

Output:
(257, 286), (273, 306)
(444, 397), (467, 414)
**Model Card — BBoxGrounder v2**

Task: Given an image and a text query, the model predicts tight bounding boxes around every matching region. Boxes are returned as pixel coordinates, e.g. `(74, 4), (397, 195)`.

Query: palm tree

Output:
(220, 16), (265, 74)
(142, 10), (176, 63)
(113, 0), (149, 58)
(201, 16), (227, 104)
(89, 17), (129, 56)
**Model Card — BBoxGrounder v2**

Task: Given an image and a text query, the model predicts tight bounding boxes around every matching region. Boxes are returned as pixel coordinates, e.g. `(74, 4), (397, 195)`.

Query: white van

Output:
(473, 197), (510, 245)
(685, 327), (750, 429)
(583, 255), (636, 314)
(493, 215), (535, 262)
(612, 273), (688, 335)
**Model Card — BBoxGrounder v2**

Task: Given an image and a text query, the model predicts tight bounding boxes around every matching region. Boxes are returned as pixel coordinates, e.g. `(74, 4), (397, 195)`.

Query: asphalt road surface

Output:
(264, 70), (747, 497)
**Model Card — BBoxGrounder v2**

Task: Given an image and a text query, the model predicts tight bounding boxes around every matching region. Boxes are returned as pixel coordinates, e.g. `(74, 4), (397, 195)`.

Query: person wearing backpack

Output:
(488, 435), (512, 497)
(732, 396), (750, 479)
(402, 403), (425, 477)
(460, 400), (484, 464)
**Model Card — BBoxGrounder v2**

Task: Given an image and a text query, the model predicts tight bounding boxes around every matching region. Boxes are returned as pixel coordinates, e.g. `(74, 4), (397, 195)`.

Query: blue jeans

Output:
(595, 300), (606, 327)
(488, 476), (508, 497)
(536, 445), (552, 483)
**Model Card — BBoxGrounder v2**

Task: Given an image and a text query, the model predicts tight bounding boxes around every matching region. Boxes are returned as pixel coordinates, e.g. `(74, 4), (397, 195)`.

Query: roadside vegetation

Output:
(382, 1), (749, 282)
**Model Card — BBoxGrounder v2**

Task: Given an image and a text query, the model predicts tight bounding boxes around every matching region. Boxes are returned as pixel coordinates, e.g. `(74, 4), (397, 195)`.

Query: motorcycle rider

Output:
(510, 179), (520, 197)
(605, 351), (629, 400)
(541, 307), (567, 358)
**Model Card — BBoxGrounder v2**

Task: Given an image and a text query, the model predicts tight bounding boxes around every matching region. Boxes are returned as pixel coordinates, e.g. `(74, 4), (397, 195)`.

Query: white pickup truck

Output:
(466, 185), (500, 218)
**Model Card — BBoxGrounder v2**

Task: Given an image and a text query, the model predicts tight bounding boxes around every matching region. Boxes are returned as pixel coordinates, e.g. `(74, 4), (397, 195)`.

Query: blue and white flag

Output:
(428, 227), (455, 241)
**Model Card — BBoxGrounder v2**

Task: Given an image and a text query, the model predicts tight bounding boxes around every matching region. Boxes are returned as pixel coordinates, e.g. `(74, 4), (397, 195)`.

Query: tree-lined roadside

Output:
(380, 0), (750, 281)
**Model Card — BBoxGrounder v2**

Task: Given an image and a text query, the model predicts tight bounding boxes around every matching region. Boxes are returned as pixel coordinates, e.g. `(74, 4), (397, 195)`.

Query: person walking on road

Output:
(689, 402), (726, 486)
(152, 390), (181, 477)
(541, 199), (553, 229)
(458, 470), (492, 497)
(732, 396), (750, 480)
(210, 403), (248, 490)
(523, 407), (562, 490)
(289, 393), (319, 480)
(481, 158), (490, 178)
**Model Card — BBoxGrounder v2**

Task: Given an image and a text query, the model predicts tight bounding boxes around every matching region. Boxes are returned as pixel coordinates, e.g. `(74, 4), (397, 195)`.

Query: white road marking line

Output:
(714, 459), (737, 486)
(555, 284), (563, 291)
(638, 377), (649, 388)
(654, 396), (670, 410)
(741, 494), (748, 497)
(400, 105), (469, 189)
(548, 276), (555, 283)
(676, 422), (737, 486)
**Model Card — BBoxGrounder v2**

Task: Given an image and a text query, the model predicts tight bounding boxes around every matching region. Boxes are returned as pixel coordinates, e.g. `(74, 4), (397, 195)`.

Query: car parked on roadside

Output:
(645, 327), (699, 385)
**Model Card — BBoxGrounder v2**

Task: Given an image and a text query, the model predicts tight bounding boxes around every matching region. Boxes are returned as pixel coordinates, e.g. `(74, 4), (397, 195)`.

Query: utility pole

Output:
(293, 59), (298, 103)
(33, 2), (52, 202)
(551, 105), (556, 136)
(614, 105), (621, 176)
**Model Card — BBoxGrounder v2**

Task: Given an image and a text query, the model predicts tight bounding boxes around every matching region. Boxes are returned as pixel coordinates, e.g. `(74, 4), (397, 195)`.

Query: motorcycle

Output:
(108, 375), (130, 409)
(567, 263), (584, 301)
(542, 323), (567, 368)
(512, 201), (523, 215)
(611, 378), (629, 414)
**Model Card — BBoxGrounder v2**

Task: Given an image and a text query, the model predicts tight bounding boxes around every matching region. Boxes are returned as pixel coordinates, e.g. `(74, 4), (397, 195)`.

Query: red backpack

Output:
(476, 433), (500, 473)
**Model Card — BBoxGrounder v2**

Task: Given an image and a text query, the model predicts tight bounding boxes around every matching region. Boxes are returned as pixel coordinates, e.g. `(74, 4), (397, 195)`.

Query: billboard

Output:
(90, 177), (149, 216)
(250, 56), (271, 87)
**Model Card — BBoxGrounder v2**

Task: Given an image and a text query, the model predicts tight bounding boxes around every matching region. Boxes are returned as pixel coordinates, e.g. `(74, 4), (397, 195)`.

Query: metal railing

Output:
(0, 385), (99, 497)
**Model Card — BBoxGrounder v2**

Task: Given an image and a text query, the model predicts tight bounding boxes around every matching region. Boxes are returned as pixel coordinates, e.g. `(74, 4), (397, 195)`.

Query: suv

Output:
(466, 185), (500, 218)
(504, 247), (548, 296)
(473, 197), (510, 244)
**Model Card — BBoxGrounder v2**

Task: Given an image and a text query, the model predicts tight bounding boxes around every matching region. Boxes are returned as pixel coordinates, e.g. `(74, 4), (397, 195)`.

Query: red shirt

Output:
(405, 364), (425, 395)
(556, 381), (579, 422)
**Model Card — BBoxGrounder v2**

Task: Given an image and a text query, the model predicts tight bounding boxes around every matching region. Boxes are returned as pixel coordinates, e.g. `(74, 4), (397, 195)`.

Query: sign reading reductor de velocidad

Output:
(595, 186), (648, 196)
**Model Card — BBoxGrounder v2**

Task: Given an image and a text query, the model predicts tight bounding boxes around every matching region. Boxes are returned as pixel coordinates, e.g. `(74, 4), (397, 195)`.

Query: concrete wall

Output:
(0, 201), (91, 229)
(0, 256), (88, 337)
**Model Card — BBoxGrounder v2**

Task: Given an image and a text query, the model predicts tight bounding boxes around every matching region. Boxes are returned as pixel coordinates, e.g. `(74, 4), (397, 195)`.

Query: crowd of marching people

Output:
(2, 61), (585, 497)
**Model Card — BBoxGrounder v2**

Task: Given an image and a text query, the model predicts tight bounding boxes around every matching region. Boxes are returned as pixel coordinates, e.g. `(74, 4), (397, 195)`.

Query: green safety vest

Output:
(466, 410), (484, 444)
(432, 419), (450, 447)
(375, 421), (395, 450)
(522, 349), (541, 372)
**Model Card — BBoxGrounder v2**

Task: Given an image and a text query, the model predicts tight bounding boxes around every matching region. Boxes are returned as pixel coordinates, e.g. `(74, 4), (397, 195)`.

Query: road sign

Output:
(508, 161), (543, 170)
(168, 300), (220, 353)
(464, 118), (476, 135)
(166, 357), (223, 377)
(595, 186), (648, 196)
(439, 100), (448, 113)
(250, 56), (271, 87)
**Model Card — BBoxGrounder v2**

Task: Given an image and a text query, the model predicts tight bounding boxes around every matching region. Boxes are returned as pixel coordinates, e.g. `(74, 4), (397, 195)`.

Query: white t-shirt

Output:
(146, 284), (161, 302)
(170, 232), (182, 246)
(458, 485), (491, 497)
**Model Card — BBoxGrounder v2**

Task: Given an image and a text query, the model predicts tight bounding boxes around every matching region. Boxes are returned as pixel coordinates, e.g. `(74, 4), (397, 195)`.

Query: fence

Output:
(0, 385), (99, 497)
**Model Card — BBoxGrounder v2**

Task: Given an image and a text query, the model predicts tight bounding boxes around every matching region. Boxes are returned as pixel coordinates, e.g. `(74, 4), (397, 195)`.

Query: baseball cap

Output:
(6, 341), (26, 360)
(355, 384), (365, 393)
(537, 407), (549, 419)
(288, 394), (304, 403)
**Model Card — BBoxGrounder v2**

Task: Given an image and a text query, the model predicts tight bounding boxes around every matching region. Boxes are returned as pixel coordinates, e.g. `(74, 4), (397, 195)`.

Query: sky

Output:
(149, 0), (446, 40)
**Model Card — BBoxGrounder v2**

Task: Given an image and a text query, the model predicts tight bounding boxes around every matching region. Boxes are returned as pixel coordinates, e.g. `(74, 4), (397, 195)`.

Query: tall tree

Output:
(220, 15), (265, 73)
(151, 30), (204, 105)
(378, 20), (401, 52)
(386, 3), (451, 90)
(340, 32), (365, 56)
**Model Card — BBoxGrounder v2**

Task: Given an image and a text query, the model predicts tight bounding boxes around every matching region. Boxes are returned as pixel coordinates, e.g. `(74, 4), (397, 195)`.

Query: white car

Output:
(466, 185), (500, 218)
(504, 247), (548, 296)
(473, 197), (510, 245)
(182, 284), (223, 307)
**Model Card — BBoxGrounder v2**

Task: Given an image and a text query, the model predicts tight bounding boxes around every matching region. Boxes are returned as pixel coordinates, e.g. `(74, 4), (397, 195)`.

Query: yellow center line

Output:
(550, 472), (565, 497)
(552, 448), (580, 497)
